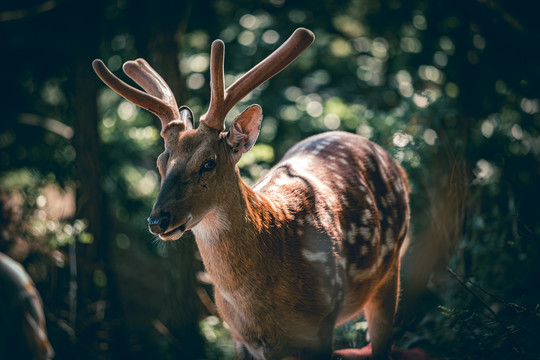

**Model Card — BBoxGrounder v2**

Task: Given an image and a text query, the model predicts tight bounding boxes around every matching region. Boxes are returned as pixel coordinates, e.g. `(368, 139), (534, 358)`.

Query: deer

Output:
(0, 252), (54, 360)
(93, 27), (410, 360)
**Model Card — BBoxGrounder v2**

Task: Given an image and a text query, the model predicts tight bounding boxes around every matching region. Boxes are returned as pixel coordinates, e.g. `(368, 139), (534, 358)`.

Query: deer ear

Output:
(226, 104), (262, 154)
(179, 106), (194, 130)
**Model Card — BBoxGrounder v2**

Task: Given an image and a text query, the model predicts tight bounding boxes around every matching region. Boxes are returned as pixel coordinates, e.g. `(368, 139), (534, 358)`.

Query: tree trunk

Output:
(69, 2), (128, 358)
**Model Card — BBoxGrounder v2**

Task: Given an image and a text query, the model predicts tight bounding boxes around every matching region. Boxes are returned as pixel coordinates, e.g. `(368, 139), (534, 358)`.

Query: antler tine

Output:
(224, 28), (314, 111)
(199, 28), (314, 132)
(92, 59), (181, 133)
(200, 40), (226, 131)
(123, 59), (181, 123)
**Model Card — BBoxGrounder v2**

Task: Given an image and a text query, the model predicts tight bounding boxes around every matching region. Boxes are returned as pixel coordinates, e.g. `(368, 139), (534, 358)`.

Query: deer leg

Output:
(363, 262), (400, 360)
(302, 317), (335, 360)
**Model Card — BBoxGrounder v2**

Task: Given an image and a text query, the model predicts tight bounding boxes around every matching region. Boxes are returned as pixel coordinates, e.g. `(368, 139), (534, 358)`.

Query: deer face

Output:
(92, 29), (313, 240)
(147, 105), (262, 241)
(148, 127), (220, 241)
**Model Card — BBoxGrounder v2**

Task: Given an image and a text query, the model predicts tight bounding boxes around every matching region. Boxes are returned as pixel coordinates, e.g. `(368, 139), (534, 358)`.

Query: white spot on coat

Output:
(365, 194), (373, 205)
(380, 244), (391, 257)
(360, 245), (368, 256)
(347, 223), (359, 244)
(358, 226), (372, 241)
(361, 209), (372, 224)
(302, 249), (328, 262)
(386, 192), (396, 205)
(385, 228), (394, 247)
(372, 227), (380, 245)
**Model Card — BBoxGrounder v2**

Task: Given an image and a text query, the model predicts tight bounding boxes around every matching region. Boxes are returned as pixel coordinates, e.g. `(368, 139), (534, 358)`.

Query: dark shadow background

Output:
(1, 0), (539, 359)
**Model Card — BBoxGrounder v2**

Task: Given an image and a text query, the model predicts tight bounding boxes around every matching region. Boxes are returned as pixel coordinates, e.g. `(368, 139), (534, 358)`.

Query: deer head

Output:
(93, 28), (314, 241)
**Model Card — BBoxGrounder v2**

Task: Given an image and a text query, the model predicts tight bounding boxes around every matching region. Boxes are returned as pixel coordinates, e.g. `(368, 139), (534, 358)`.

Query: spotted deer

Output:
(93, 28), (409, 360)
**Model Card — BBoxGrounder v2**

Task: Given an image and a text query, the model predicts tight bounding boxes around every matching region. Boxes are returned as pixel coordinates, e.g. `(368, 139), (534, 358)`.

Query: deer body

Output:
(93, 28), (409, 360)
(193, 131), (409, 359)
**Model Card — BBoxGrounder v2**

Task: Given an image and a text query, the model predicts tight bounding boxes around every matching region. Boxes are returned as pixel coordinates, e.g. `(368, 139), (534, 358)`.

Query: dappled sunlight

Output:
(418, 65), (444, 85)
(423, 128), (438, 145)
(118, 165), (159, 199)
(481, 117), (496, 138)
(439, 35), (455, 54)
(473, 159), (499, 185)
(238, 144), (274, 182)
(262, 29), (280, 44)
(324, 113), (341, 130)
(412, 93), (429, 108)
(392, 131), (413, 148)
(444, 82), (459, 98)
(238, 30), (255, 47)
(186, 54), (209, 73)
(520, 97), (539, 114)
(400, 36), (422, 53)
(117, 101), (136, 120)
(394, 70), (414, 98)
(187, 73), (205, 90)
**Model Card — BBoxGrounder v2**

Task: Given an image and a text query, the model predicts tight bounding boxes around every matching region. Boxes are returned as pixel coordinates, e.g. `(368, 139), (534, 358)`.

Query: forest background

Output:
(1, 0), (539, 359)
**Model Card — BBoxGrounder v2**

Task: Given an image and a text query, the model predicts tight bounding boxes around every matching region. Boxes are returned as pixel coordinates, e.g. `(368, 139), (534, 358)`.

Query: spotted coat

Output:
(251, 131), (409, 328)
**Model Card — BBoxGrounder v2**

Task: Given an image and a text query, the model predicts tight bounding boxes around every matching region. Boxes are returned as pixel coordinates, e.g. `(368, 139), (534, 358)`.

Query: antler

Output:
(92, 58), (182, 135)
(200, 27), (315, 131)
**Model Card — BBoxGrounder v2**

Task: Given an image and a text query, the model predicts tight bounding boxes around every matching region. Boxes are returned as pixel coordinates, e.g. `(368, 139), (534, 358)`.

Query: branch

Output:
(446, 267), (525, 356)
(18, 113), (73, 139)
(476, 0), (524, 32)
(0, 1), (57, 22)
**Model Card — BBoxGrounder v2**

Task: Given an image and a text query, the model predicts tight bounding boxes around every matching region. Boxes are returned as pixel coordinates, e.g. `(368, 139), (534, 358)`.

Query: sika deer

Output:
(93, 28), (409, 360)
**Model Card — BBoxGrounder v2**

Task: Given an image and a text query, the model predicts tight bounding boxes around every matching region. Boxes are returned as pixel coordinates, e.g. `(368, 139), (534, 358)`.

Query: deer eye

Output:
(201, 159), (216, 172)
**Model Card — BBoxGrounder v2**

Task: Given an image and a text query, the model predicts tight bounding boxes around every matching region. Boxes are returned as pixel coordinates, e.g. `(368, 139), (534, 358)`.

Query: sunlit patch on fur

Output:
(253, 175), (272, 191)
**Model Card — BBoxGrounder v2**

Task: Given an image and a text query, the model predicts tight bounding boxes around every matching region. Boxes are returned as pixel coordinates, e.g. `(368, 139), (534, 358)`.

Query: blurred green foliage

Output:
(1, 0), (539, 359)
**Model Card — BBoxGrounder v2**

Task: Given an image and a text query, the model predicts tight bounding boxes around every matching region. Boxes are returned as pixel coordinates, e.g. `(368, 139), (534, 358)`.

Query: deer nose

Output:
(147, 213), (170, 234)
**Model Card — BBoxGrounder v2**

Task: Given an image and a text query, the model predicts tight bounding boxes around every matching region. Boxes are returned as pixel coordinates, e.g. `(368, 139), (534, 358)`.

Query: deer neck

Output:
(192, 169), (291, 292)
